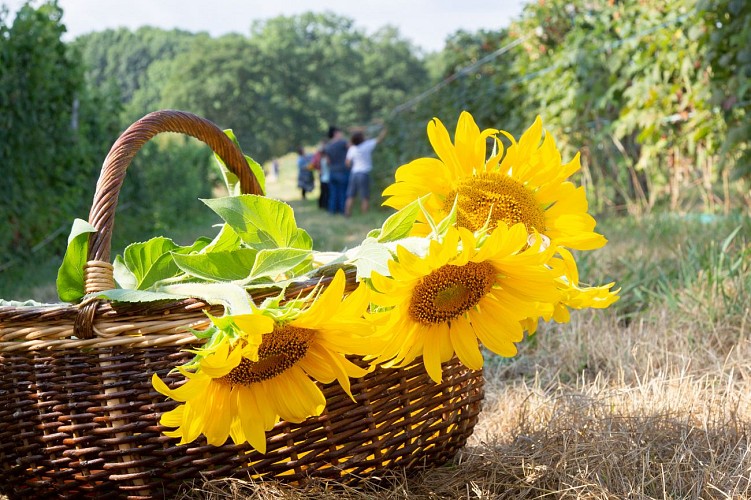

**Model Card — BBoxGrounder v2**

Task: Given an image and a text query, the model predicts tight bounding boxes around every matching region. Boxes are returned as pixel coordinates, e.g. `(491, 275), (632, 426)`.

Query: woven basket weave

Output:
(0, 110), (484, 499)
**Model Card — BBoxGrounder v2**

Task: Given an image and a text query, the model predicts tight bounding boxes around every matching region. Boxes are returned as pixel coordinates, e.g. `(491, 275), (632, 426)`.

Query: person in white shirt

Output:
(344, 125), (387, 217)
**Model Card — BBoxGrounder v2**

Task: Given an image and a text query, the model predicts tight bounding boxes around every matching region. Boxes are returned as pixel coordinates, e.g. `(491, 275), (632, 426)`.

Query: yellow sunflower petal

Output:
(477, 298), (525, 343)
(438, 322), (455, 363)
(233, 313), (275, 337)
(153, 373), (212, 403)
(297, 344), (336, 383)
(302, 269), (347, 323)
(202, 383), (233, 446)
(454, 111), (485, 176)
(159, 405), (185, 428)
(235, 386), (268, 453)
(200, 342), (242, 378)
(471, 313), (519, 358)
(450, 315), (484, 370)
(427, 117), (462, 178)
(268, 366), (326, 423)
(422, 325), (444, 383)
(553, 303), (571, 323)
(180, 400), (208, 444)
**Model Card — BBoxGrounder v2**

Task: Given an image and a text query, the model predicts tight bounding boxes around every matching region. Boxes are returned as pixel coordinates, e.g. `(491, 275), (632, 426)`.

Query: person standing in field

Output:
(323, 125), (349, 215)
(344, 125), (387, 217)
(315, 140), (330, 211)
(296, 146), (315, 200)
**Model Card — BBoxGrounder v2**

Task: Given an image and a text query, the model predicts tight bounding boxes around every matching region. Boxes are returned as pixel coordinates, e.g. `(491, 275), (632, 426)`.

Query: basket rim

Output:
(0, 268), (355, 352)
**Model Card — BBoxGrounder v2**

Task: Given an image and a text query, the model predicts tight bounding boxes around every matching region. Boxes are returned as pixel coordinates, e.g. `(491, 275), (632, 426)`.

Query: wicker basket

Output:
(0, 110), (484, 499)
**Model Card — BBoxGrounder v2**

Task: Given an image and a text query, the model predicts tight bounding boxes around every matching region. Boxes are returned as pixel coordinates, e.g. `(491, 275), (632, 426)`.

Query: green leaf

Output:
(117, 236), (210, 290)
(202, 195), (313, 250)
(289, 227), (314, 250)
(172, 248), (259, 282)
(377, 197), (422, 242)
(88, 288), (189, 303)
(721, 225), (742, 254)
(345, 239), (392, 280)
(56, 219), (97, 303)
(244, 155), (266, 195)
(434, 197), (458, 236)
(215, 130), (266, 195)
(215, 152), (242, 196)
(419, 195), (457, 239)
(247, 248), (313, 281)
(202, 224), (242, 253)
(162, 282), (253, 314)
(113, 254), (137, 289)
(122, 237), (182, 290)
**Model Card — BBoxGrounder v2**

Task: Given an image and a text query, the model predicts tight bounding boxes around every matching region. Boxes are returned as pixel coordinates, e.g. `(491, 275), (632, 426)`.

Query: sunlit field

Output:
(169, 158), (751, 499)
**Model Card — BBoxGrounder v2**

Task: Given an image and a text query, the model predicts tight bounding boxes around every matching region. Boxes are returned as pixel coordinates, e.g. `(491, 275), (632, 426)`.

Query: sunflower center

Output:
(408, 261), (495, 325)
(444, 172), (546, 232)
(219, 326), (315, 386)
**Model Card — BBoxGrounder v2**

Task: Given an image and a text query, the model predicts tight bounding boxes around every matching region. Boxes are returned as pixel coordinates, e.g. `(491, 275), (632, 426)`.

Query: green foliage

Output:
(55, 219), (96, 302)
(378, 0), (750, 215)
(7, 0), (751, 302)
(0, 1), (120, 265)
(700, 0), (751, 177)
(72, 27), (201, 111)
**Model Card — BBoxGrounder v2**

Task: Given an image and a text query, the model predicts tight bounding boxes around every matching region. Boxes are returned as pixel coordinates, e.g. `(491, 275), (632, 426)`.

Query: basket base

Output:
(0, 347), (484, 499)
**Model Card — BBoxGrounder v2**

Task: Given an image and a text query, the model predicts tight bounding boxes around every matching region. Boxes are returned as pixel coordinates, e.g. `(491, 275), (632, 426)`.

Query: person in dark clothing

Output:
(296, 146), (315, 199)
(313, 140), (330, 211)
(322, 125), (349, 214)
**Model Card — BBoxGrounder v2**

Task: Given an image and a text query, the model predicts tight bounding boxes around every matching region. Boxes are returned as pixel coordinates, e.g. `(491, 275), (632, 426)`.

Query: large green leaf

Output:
(118, 236), (210, 290)
(247, 248), (313, 281)
(172, 248), (259, 282)
(121, 237), (180, 289)
(56, 219), (97, 302)
(202, 195), (313, 251)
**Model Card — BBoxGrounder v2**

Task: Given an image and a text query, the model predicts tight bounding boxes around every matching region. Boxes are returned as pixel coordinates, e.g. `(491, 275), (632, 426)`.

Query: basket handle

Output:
(86, 110), (262, 267)
(75, 110), (262, 339)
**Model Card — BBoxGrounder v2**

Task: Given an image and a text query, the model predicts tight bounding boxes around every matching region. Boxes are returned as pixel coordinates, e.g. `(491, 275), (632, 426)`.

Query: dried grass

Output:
(179, 298), (751, 499)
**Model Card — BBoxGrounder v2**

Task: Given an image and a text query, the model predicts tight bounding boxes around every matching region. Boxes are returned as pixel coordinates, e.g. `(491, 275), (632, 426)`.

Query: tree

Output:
(0, 1), (120, 262)
(700, 0), (751, 183)
(74, 27), (200, 111)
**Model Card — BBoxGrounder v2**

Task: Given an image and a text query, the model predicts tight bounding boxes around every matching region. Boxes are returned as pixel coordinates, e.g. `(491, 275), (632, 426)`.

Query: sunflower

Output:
(517, 246), (619, 334)
(370, 224), (562, 383)
(549, 247), (619, 322)
(152, 269), (377, 452)
(382, 111), (606, 251)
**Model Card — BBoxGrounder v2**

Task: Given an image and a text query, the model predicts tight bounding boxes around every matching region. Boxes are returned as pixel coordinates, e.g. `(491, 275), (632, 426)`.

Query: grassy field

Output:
(3, 155), (750, 498)
(177, 160), (751, 498)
